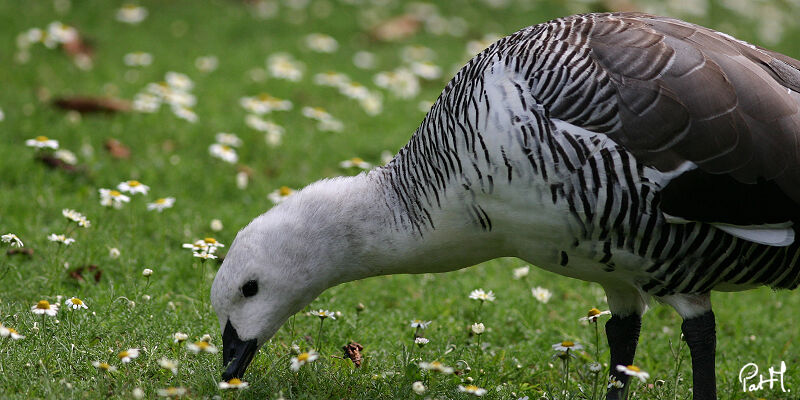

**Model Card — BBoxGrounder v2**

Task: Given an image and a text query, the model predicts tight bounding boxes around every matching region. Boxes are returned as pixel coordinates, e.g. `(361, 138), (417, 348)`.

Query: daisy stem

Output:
(671, 336), (686, 400)
(563, 352), (570, 400)
(592, 322), (600, 400)
(315, 318), (325, 354)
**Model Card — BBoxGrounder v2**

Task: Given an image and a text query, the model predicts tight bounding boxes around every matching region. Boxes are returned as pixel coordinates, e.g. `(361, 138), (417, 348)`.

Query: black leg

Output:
(681, 310), (716, 400)
(605, 313), (642, 400)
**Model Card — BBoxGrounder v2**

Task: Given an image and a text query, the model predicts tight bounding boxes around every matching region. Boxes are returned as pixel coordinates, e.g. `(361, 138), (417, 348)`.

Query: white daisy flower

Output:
(587, 361), (603, 373)
(193, 251), (218, 260)
(512, 265), (530, 279)
(531, 286), (553, 303)
(317, 117), (343, 132)
(339, 82), (370, 100)
(468, 289), (495, 302)
(147, 197), (176, 212)
(133, 93), (161, 113)
(92, 361), (117, 373)
(109, 247), (121, 259)
(305, 33), (338, 53)
(410, 319), (431, 329)
(64, 297), (88, 310)
(267, 53), (303, 81)
(48, 233), (75, 246)
(400, 45), (435, 63)
(616, 364), (650, 382)
(117, 180), (150, 195)
(352, 51), (376, 69)
(239, 94), (292, 114)
(99, 188), (131, 208)
(31, 300), (59, 316)
(157, 387), (186, 397)
(580, 308), (611, 323)
(210, 219), (224, 232)
(1, 233), (23, 248)
(218, 378), (249, 389)
(374, 68), (420, 99)
(290, 350), (319, 371)
(46, 21), (78, 44)
(116, 4), (148, 24)
(54, 149), (78, 165)
(209, 143), (238, 164)
(410, 61), (442, 80)
(471, 322), (485, 335)
(163, 90), (196, 108)
(458, 385), (488, 396)
(268, 186), (295, 204)
(26, 136), (59, 149)
(418, 361), (454, 374)
(195, 55), (219, 73)
(173, 332), (189, 343)
(158, 358), (178, 374)
(123, 52), (153, 67)
(309, 309), (336, 320)
(552, 340), (583, 352)
(339, 157), (371, 170)
(412, 381), (426, 394)
(0, 325), (25, 340)
(142, 268), (153, 277)
(414, 337), (429, 347)
(187, 340), (218, 353)
(118, 348), (140, 363)
(359, 93), (383, 116)
(165, 72), (193, 91)
(301, 106), (333, 121)
(172, 106), (197, 123)
(313, 71), (350, 87)
(245, 114), (285, 135)
(215, 133), (242, 147)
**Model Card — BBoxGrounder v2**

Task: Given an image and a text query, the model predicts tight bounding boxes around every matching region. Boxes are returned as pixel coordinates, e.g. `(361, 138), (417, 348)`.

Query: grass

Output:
(1, 0), (800, 398)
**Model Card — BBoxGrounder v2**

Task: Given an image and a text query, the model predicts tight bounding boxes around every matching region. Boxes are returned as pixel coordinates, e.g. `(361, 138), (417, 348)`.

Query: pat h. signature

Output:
(739, 361), (789, 393)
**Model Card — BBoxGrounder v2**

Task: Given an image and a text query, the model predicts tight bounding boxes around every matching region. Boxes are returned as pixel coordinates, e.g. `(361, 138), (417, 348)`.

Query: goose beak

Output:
(221, 320), (258, 380)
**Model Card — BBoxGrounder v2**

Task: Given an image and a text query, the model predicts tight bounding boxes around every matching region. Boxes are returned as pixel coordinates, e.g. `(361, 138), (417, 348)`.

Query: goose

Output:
(211, 12), (800, 399)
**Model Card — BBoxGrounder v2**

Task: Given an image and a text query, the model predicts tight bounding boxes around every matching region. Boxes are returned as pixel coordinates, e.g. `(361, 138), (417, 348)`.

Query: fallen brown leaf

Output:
(6, 248), (34, 256)
(35, 153), (81, 173)
(62, 34), (94, 59)
(370, 14), (421, 42)
(67, 264), (103, 283)
(53, 96), (131, 114)
(342, 342), (364, 367)
(104, 139), (131, 159)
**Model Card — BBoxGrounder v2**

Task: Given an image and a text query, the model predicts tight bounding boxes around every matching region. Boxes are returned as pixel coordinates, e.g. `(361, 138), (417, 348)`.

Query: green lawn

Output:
(1, 0), (800, 399)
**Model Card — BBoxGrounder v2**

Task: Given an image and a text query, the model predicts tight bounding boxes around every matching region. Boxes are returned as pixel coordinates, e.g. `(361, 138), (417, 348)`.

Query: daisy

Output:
(1, 233), (23, 248)
(54, 149), (78, 165)
(617, 364), (650, 382)
(46, 21), (78, 44)
(245, 114), (285, 136)
(313, 71), (350, 87)
(359, 93), (383, 116)
(64, 297), (88, 310)
(301, 106), (333, 121)
(309, 309), (336, 320)
(173, 332), (188, 343)
(123, 52), (153, 67)
(31, 300), (59, 316)
(267, 53), (303, 81)
(531, 286), (552, 303)
(418, 361), (454, 374)
(290, 350), (319, 371)
(133, 93), (161, 113)
(25, 136), (59, 149)
(109, 248), (121, 259)
(215, 133), (242, 147)
(552, 340), (583, 353)
(165, 72), (193, 91)
(512, 265), (530, 279)
(209, 143), (238, 164)
(195, 55), (219, 73)
(117, 180), (150, 195)
(317, 118), (343, 132)
(118, 348), (140, 363)
(414, 337), (429, 347)
(468, 289), (495, 303)
(193, 251), (217, 260)
(471, 322), (485, 335)
(401, 45), (435, 63)
(410, 61), (442, 80)
(147, 197), (176, 212)
(339, 82), (370, 100)
(374, 68), (420, 99)
(240, 94), (292, 114)
(201, 237), (225, 249)
(0, 325), (25, 340)
(580, 308), (611, 323)
(187, 340), (218, 353)
(48, 233), (75, 246)
(587, 361), (603, 373)
(92, 361), (117, 373)
(62, 208), (85, 223)
(158, 358), (178, 374)
(142, 268), (153, 277)
(157, 387), (187, 398)
(410, 319), (431, 329)
(339, 157), (371, 170)
(99, 188), (131, 208)
(218, 378), (249, 389)
(116, 4), (148, 24)
(163, 90), (196, 108)
(172, 106), (197, 123)
(608, 376), (624, 389)
(458, 385), (488, 396)
(210, 219), (224, 232)
(305, 33), (338, 53)
(412, 381), (426, 395)
(268, 186), (295, 204)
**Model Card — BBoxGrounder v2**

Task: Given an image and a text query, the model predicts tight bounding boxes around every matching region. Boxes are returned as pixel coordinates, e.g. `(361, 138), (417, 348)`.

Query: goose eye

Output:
(241, 280), (258, 297)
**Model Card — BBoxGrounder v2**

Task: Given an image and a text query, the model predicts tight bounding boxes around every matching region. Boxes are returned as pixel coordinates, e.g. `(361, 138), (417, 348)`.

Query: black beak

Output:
(221, 319), (258, 381)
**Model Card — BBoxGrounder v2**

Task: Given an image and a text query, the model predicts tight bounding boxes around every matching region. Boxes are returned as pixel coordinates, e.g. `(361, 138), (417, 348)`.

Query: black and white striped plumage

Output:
(212, 12), (800, 399)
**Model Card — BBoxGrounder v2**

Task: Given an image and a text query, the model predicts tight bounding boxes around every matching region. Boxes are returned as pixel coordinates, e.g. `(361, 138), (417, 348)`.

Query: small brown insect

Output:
(342, 342), (364, 367)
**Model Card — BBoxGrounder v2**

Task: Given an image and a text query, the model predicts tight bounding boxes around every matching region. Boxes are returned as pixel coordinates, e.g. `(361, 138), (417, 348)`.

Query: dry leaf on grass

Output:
(67, 264), (103, 283)
(370, 15), (421, 42)
(104, 139), (131, 159)
(53, 97), (131, 114)
(342, 342), (364, 367)
(7, 248), (34, 256)
(35, 153), (82, 173)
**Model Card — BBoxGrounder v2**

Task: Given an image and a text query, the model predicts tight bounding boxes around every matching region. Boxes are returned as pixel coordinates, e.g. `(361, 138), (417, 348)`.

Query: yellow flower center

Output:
(279, 186), (292, 196)
(128, 180), (140, 186)
(36, 300), (50, 309)
(35, 136), (49, 142)
(110, 190), (122, 197)
(430, 361), (442, 368)
(350, 157), (364, 163)
(118, 351), (129, 359)
(228, 378), (242, 385)
(258, 93), (274, 101)
(8, 328), (18, 334)
(587, 308), (601, 317)
(626, 365), (641, 372)
(70, 298), (83, 305)
(204, 238), (217, 244)
(156, 198), (167, 204)
(561, 340), (574, 348)
(98, 362), (111, 370)
(465, 385), (479, 391)
(195, 341), (209, 349)
(297, 352), (310, 362)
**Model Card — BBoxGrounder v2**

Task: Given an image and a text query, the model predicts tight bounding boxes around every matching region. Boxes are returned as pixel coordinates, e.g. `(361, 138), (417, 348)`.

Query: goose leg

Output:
(662, 293), (716, 400)
(602, 286), (647, 400)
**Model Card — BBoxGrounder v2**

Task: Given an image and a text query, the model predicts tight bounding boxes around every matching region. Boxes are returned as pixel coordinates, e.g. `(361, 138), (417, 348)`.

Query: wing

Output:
(542, 13), (800, 235)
